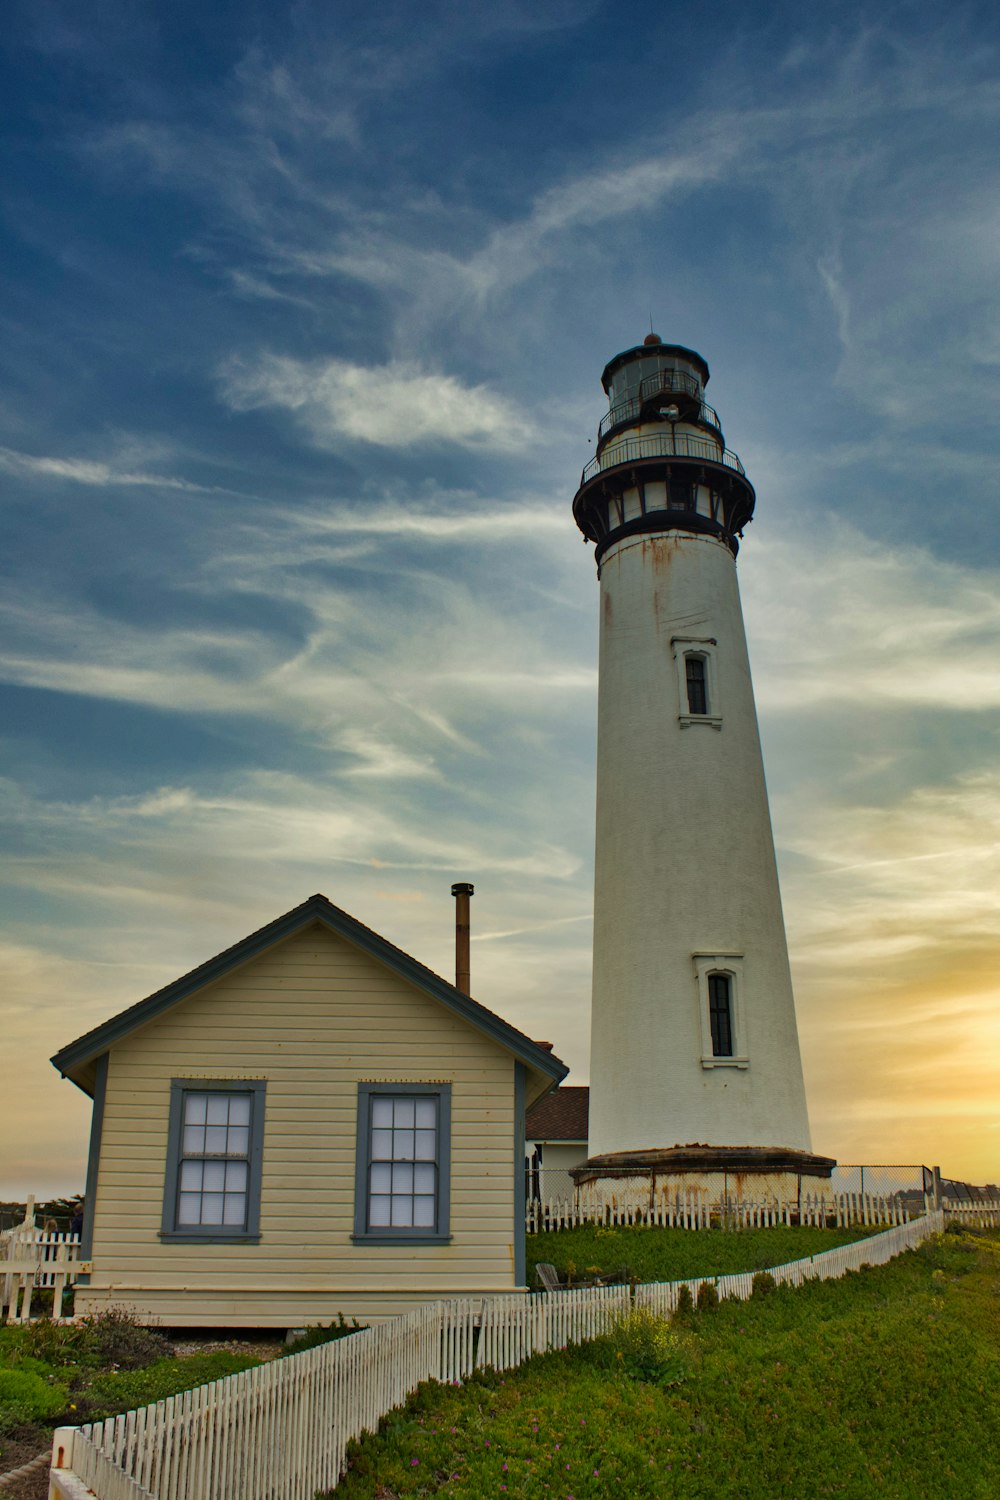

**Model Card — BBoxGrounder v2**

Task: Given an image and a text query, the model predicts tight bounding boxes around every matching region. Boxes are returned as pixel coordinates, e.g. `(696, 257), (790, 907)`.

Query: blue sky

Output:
(3, 0), (999, 1194)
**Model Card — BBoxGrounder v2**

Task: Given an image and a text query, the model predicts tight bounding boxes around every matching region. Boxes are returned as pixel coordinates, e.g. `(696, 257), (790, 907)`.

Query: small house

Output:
(525, 1085), (589, 1200)
(51, 894), (567, 1327)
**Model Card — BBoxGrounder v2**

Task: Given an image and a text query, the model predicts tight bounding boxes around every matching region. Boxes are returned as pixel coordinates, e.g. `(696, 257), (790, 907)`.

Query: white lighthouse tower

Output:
(572, 335), (831, 1195)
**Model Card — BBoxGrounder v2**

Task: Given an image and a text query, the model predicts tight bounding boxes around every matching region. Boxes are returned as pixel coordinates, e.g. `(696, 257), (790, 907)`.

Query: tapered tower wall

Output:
(588, 527), (812, 1156)
(572, 336), (819, 1175)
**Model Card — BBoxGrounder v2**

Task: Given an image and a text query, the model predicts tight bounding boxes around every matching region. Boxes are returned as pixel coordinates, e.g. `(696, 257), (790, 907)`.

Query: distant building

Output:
(525, 1085), (589, 1199)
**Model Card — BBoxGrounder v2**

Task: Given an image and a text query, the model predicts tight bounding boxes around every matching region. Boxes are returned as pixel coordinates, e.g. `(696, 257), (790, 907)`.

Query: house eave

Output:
(51, 893), (569, 1094)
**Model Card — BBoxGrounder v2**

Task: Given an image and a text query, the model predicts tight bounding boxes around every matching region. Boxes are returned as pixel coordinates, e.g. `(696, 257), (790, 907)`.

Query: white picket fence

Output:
(49, 1211), (947, 1500)
(526, 1188), (918, 1235)
(634, 1210), (941, 1317)
(941, 1198), (1000, 1228)
(0, 1208), (81, 1323)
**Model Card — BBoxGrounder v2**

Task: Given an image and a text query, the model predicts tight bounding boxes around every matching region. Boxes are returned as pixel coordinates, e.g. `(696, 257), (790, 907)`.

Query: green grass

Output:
(331, 1226), (1000, 1499)
(526, 1221), (881, 1287)
(0, 1314), (265, 1448)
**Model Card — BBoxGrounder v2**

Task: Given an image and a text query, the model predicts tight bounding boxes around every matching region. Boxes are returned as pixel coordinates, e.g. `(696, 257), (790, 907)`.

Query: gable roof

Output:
(525, 1085), (590, 1142)
(51, 892), (570, 1097)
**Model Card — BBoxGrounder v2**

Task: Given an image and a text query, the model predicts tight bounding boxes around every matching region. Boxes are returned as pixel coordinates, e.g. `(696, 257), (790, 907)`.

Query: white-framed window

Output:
(161, 1079), (266, 1241)
(693, 954), (749, 1068)
(353, 1083), (451, 1244)
(672, 636), (722, 729)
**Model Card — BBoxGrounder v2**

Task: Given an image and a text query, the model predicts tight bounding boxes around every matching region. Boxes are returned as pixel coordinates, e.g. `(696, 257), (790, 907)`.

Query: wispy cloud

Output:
(218, 354), (533, 451)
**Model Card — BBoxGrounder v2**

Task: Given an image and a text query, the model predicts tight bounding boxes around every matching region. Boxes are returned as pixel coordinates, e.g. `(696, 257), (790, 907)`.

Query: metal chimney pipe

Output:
(451, 882), (474, 994)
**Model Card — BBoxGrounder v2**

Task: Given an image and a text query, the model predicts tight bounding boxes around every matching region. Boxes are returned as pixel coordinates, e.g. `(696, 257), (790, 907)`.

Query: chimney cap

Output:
(451, 882), (475, 896)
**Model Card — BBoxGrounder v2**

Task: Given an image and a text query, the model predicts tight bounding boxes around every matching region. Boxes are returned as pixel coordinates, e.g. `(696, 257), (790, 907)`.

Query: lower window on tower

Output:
(708, 973), (734, 1057)
(694, 954), (749, 1068)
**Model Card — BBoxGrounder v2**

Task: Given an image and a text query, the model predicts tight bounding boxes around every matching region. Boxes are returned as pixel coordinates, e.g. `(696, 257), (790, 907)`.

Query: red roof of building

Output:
(525, 1085), (589, 1142)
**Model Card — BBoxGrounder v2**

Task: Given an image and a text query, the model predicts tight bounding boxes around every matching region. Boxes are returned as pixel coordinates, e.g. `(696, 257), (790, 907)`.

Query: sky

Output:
(2, 0), (999, 1197)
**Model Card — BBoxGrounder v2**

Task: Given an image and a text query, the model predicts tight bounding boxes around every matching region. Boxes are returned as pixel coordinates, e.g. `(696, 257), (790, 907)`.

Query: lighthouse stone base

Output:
(570, 1145), (837, 1220)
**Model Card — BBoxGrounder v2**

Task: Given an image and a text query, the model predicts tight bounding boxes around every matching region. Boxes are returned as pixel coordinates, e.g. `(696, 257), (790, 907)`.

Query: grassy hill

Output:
(334, 1224), (1000, 1498)
(525, 1220), (881, 1287)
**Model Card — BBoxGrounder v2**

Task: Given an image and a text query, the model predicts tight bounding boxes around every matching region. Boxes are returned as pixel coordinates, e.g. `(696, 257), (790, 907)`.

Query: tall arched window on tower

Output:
(673, 637), (722, 729)
(685, 654), (708, 716)
(694, 953), (748, 1068)
(708, 973), (734, 1057)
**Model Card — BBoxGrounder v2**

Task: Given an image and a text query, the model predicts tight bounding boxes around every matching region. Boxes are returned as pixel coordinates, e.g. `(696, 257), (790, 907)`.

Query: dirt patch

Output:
(0, 1427), (51, 1500)
(170, 1336), (283, 1362)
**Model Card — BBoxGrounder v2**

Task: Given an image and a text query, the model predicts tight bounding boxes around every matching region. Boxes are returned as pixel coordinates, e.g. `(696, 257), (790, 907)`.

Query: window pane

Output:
(369, 1195), (392, 1227)
(391, 1197), (413, 1227)
(414, 1099), (436, 1128)
(206, 1096), (229, 1125)
(413, 1196), (435, 1228)
(393, 1099), (416, 1128)
(203, 1161), (226, 1192)
(392, 1163), (414, 1194)
(223, 1194), (247, 1227)
(184, 1095), (208, 1125)
(228, 1096), (251, 1126)
(414, 1130), (436, 1160)
(371, 1128), (393, 1159)
(686, 656), (708, 715)
(709, 974), (734, 1056)
(225, 1161), (248, 1192)
(414, 1164), (436, 1195)
(179, 1160), (203, 1190)
(371, 1098), (394, 1127)
(205, 1125), (229, 1153)
(183, 1125), (206, 1155)
(393, 1129), (415, 1160)
(201, 1193), (225, 1225)
(177, 1193), (202, 1225)
(370, 1163), (392, 1193)
(226, 1125), (250, 1156)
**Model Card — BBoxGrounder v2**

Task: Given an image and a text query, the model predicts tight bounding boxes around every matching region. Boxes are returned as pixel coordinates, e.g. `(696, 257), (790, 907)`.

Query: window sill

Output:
(701, 1056), (749, 1070)
(679, 714), (723, 730)
(158, 1231), (261, 1244)
(351, 1233), (452, 1246)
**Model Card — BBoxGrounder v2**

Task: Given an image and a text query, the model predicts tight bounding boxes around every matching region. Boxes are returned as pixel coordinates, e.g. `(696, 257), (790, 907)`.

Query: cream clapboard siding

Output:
(80, 922), (521, 1326)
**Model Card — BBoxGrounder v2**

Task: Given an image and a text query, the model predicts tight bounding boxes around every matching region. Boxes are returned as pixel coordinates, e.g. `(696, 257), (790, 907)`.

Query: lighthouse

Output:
(572, 336), (831, 1195)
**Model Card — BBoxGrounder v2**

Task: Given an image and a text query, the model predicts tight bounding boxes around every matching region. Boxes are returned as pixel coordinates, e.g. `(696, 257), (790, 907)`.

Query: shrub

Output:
(77, 1308), (173, 1370)
(696, 1280), (720, 1312)
(588, 1308), (688, 1388)
(673, 1283), (695, 1322)
(0, 1369), (70, 1431)
(751, 1270), (777, 1298)
(283, 1315), (364, 1357)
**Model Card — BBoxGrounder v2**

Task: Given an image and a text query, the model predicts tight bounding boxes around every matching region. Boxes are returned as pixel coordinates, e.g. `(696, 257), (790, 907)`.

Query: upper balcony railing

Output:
(580, 432), (747, 487)
(599, 373), (721, 442)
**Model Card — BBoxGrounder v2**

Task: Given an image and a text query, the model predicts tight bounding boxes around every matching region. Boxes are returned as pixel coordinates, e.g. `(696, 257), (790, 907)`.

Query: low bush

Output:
(282, 1314), (364, 1356)
(77, 1307), (173, 1369)
(588, 1307), (688, 1388)
(751, 1269), (777, 1298)
(0, 1369), (70, 1432)
(673, 1282), (695, 1321)
(695, 1280), (720, 1312)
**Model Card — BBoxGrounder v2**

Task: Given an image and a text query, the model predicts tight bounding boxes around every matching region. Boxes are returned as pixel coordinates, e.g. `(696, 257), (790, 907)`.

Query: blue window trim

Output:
(514, 1063), (526, 1286)
(76, 1051), (109, 1285)
(160, 1078), (266, 1243)
(353, 1082), (452, 1245)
